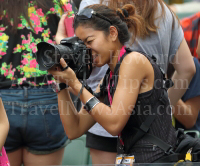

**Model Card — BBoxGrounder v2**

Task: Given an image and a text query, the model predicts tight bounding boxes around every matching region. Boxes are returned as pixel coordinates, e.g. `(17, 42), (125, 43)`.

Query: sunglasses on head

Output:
(75, 8), (112, 25)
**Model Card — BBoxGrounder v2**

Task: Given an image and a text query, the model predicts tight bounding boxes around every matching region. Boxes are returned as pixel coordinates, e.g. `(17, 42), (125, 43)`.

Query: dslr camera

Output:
(36, 37), (93, 80)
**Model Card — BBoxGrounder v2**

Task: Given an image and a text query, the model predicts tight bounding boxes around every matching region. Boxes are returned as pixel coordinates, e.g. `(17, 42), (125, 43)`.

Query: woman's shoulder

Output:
(120, 51), (153, 77)
(123, 51), (151, 66)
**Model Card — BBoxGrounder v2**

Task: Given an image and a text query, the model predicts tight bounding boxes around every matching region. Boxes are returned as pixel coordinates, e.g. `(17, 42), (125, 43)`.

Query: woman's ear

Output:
(109, 26), (118, 42)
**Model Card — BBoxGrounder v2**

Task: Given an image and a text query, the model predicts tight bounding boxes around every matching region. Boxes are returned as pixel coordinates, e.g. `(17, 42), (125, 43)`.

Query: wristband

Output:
(84, 96), (100, 113)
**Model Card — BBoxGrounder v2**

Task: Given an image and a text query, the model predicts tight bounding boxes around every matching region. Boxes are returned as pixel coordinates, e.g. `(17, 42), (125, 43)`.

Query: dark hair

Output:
(100, 0), (179, 37)
(74, 4), (145, 45)
(0, 0), (62, 33)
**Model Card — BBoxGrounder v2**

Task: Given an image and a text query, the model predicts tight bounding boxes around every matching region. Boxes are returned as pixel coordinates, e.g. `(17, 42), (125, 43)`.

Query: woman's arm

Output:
(197, 36), (200, 58)
(85, 52), (154, 135)
(168, 38), (196, 107)
(173, 96), (200, 129)
(57, 76), (105, 140)
(50, 52), (153, 138)
(0, 99), (9, 151)
(57, 88), (96, 140)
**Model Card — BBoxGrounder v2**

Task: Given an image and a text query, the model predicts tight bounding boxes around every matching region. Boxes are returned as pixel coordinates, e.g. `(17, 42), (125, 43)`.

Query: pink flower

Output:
(47, 39), (53, 43)
(0, 51), (6, 56)
(63, 3), (72, 12)
(32, 47), (37, 53)
(30, 13), (40, 26)
(30, 43), (36, 49)
(34, 27), (44, 34)
(50, 8), (55, 12)
(22, 39), (29, 44)
(0, 27), (6, 31)
(48, 80), (54, 84)
(21, 58), (29, 65)
(18, 24), (23, 28)
(10, 71), (14, 76)
(30, 59), (37, 68)
(36, 9), (44, 17)
(4, 69), (9, 76)
(30, 43), (37, 53)
(30, 81), (37, 86)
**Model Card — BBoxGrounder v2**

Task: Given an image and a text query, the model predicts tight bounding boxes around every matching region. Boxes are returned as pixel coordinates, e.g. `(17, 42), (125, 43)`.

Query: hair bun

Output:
(122, 9), (129, 18)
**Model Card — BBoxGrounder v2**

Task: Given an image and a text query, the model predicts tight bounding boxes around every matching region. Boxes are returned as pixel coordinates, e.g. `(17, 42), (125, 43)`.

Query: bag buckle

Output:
(165, 146), (174, 155)
(163, 79), (174, 89)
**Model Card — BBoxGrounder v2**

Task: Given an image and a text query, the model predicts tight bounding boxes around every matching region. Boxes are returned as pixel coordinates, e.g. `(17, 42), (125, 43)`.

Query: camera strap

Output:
(74, 49), (94, 108)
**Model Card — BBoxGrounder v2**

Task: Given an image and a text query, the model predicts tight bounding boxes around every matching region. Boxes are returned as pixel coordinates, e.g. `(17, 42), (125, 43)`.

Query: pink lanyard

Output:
(107, 46), (126, 105)
(107, 46), (126, 148)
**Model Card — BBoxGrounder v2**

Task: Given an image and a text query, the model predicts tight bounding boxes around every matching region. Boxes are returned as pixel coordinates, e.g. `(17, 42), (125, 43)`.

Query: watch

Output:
(52, 82), (67, 93)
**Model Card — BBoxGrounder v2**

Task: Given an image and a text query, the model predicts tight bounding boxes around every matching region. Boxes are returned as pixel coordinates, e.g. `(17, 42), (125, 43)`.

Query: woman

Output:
(0, 0), (74, 165)
(55, 0), (196, 164)
(48, 4), (187, 163)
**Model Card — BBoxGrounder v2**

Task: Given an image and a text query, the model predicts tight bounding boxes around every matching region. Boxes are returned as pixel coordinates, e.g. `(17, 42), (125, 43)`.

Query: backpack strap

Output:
(192, 153), (200, 162)
(153, 154), (186, 163)
(93, 68), (110, 99)
(124, 90), (171, 154)
(113, 48), (132, 76)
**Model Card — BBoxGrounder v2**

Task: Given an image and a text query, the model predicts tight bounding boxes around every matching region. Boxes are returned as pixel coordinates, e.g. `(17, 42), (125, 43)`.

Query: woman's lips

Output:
(92, 54), (98, 63)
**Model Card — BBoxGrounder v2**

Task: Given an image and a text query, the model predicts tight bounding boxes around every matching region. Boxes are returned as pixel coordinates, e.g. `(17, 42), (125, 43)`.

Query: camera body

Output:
(36, 37), (93, 80)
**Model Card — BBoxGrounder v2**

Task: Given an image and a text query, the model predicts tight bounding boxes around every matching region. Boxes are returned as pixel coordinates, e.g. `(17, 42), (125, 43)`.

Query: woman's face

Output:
(75, 25), (116, 67)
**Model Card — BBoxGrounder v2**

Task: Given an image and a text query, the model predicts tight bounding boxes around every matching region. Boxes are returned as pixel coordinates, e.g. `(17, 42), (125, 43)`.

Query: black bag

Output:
(154, 128), (200, 163)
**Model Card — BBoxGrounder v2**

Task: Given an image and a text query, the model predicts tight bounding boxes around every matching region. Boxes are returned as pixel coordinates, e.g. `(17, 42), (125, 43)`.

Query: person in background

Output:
(0, 93), (10, 166)
(0, 0), (74, 165)
(0, 93), (9, 157)
(56, 0), (196, 164)
(180, 12), (200, 60)
(173, 14), (200, 130)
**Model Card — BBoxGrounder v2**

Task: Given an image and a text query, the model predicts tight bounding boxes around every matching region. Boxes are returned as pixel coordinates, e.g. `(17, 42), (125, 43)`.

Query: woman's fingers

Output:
(60, 58), (67, 68)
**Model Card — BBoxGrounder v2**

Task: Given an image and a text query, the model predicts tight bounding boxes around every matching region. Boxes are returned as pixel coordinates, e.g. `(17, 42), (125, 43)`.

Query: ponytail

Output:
(116, 4), (146, 43)
(101, 0), (180, 37)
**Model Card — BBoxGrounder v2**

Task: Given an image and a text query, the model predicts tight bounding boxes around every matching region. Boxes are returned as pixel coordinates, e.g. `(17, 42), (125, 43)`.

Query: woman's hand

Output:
(55, 13), (69, 44)
(48, 58), (80, 89)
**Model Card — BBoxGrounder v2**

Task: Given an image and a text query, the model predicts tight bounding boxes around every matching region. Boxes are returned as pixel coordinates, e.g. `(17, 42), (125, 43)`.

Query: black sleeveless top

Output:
(101, 48), (176, 163)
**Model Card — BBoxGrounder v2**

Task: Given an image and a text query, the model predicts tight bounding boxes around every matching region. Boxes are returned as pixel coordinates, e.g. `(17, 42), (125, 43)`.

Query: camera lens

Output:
(36, 42), (61, 70)
(41, 45), (57, 67)
(36, 37), (93, 80)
